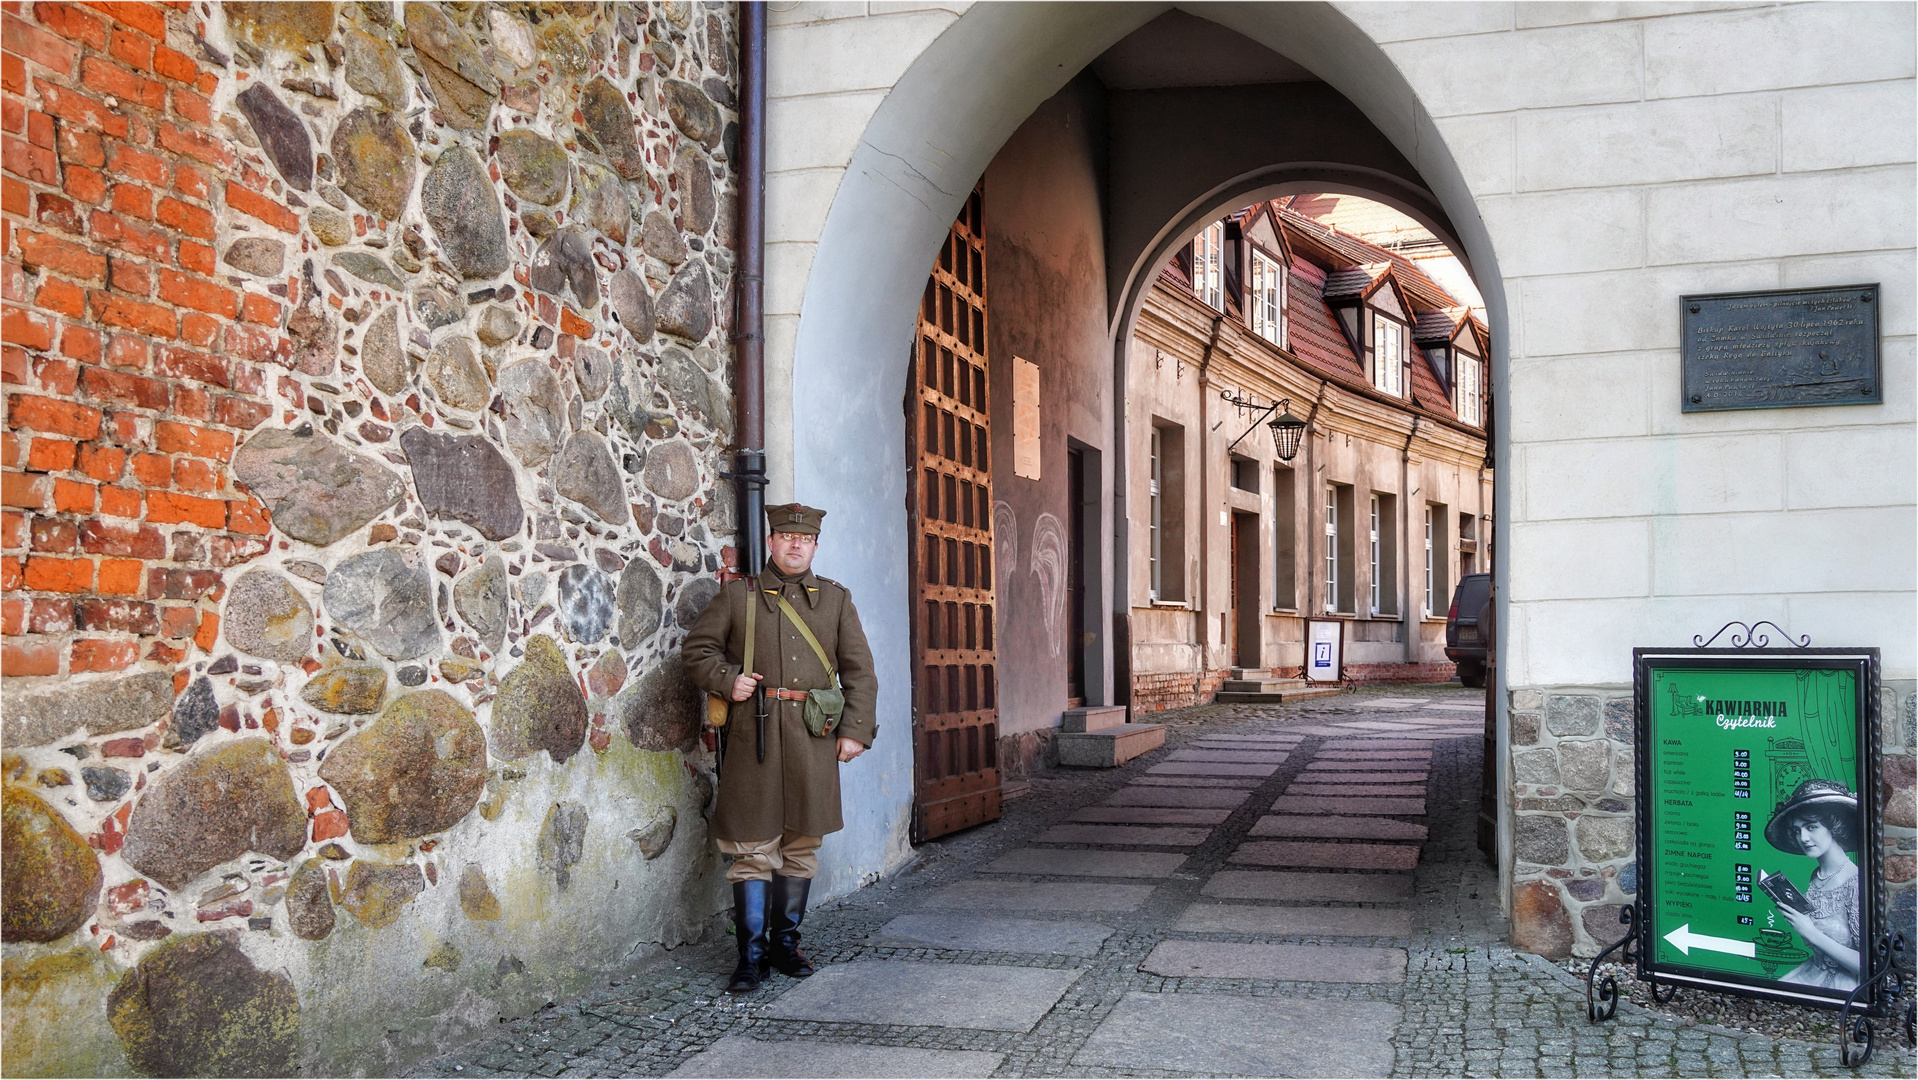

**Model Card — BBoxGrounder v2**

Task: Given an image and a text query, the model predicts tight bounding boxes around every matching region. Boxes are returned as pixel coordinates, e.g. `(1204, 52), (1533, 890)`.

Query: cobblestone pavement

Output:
(416, 687), (1916, 1078)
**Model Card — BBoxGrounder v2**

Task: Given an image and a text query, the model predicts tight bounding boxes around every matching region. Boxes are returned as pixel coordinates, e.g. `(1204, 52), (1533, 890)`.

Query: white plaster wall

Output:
(764, 2), (973, 503)
(1334, 1), (1917, 686)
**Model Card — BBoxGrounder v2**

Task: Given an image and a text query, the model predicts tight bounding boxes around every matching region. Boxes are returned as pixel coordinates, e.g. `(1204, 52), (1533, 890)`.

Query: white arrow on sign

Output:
(1664, 923), (1756, 958)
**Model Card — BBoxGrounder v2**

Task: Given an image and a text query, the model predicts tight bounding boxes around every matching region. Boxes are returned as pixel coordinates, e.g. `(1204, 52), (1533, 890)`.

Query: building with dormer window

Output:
(1128, 197), (1493, 711)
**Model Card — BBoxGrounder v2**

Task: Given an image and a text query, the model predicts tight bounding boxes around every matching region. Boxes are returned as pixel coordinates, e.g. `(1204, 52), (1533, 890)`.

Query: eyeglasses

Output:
(771, 532), (816, 543)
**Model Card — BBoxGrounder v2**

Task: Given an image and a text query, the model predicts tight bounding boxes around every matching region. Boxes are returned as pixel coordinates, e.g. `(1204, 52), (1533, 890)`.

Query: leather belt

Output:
(767, 688), (809, 701)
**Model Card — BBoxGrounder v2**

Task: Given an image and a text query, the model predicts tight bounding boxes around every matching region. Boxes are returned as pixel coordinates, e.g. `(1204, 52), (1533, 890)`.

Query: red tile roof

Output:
(1409, 345), (1460, 422)
(1413, 307), (1468, 345)
(1277, 206), (1482, 328)
(1321, 264), (1387, 302)
(1152, 199), (1490, 435)
(1285, 257), (1364, 382)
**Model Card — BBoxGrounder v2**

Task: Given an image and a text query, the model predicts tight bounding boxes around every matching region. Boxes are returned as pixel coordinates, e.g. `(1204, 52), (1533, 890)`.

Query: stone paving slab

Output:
(1293, 724), (1362, 736)
(1069, 805), (1234, 825)
(1287, 782), (1429, 796)
(1428, 702), (1485, 711)
(1173, 901), (1415, 937)
(1105, 786), (1251, 808)
(1271, 794), (1427, 816)
(1296, 771), (1428, 783)
(981, 848), (1188, 878)
(1202, 869), (1413, 902)
(1323, 738), (1450, 750)
(1190, 733), (1303, 743)
(1315, 748), (1431, 759)
(1072, 992), (1400, 1077)
(761, 960), (1083, 1032)
(1035, 823), (1211, 846)
(919, 879), (1158, 913)
(868, 913), (1116, 957)
(1164, 749), (1290, 763)
(1306, 758), (1432, 770)
(667, 1036), (1006, 1078)
(1342, 720), (1434, 731)
(1128, 774), (1264, 788)
(1249, 814), (1428, 841)
(1140, 940), (1408, 983)
(1365, 698), (1428, 707)
(1147, 760), (1280, 777)
(1229, 840), (1421, 871)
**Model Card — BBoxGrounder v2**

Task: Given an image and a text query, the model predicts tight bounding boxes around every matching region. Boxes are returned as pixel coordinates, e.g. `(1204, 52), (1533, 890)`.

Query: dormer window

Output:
(1372, 311), (1405, 397)
(1454, 347), (1483, 426)
(1248, 248), (1286, 348)
(1193, 222), (1224, 311)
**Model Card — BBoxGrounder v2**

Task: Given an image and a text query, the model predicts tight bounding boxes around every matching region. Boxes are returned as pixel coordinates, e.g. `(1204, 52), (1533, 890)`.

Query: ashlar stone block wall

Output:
(2, 2), (741, 1074)
(1507, 688), (1639, 958)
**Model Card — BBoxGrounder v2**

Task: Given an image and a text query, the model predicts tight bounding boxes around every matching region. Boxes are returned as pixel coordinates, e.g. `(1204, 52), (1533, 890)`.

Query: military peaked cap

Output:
(766, 502), (826, 535)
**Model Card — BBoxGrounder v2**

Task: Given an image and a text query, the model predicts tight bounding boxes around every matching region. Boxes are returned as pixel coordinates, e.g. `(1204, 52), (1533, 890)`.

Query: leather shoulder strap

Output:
(743, 587), (756, 676)
(776, 596), (834, 681)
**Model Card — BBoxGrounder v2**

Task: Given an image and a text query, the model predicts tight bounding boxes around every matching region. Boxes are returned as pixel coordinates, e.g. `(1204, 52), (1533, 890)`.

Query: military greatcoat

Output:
(681, 567), (877, 841)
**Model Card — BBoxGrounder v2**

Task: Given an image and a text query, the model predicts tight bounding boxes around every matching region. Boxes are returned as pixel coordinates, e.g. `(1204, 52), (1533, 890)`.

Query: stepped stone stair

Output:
(1055, 705), (1165, 768)
(1213, 668), (1345, 705)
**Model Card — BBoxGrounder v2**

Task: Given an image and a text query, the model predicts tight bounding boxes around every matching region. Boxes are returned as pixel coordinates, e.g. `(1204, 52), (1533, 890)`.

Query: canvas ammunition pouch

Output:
(705, 594), (757, 729)
(777, 597), (845, 738)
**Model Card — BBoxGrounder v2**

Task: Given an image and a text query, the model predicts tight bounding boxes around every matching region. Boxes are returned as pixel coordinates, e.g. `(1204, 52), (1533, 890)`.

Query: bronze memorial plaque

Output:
(1680, 285), (1880, 412)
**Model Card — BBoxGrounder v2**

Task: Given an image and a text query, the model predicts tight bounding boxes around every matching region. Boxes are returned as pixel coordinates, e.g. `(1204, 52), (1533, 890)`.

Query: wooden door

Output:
(1227, 515), (1241, 663)
(1233, 512), (1260, 668)
(907, 187), (1002, 843)
(1066, 448), (1085, 707)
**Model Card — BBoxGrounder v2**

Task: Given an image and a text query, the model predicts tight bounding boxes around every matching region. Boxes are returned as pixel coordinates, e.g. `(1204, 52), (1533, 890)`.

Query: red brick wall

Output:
(3, 0), (283, 682)
(1131, 668), (1228, 713)
(1343, 661), (1460, 685)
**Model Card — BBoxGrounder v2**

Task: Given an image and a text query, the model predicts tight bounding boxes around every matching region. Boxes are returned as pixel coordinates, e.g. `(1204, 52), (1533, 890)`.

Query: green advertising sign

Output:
(1633, 648), (1883, 1009)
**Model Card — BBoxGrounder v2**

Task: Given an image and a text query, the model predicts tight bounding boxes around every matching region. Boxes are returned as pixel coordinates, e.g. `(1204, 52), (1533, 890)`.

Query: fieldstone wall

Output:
(1508, 682), (1918, 961)
(2, 2), (740, 1075)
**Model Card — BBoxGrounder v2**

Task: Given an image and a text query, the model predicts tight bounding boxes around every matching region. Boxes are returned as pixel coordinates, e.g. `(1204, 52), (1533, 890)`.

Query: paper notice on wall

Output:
(1013, 357), (1041, 480)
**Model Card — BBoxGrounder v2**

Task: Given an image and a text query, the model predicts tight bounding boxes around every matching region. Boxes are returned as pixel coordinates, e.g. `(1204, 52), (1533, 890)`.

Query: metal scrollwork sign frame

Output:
(1585, 628), (1912, 1066)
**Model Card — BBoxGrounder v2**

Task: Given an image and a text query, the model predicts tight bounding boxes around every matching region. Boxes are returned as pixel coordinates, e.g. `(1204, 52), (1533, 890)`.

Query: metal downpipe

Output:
(732, 2), (767, 576)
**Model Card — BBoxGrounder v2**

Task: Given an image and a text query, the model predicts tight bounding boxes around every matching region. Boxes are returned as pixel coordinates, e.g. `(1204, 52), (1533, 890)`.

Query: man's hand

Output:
(730, 672), (762, 702)
(836, 737), (865, 763)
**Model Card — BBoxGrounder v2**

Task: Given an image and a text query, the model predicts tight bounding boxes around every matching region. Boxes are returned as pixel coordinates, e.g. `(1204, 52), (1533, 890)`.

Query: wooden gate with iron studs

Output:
(906, 185), (1002, 842)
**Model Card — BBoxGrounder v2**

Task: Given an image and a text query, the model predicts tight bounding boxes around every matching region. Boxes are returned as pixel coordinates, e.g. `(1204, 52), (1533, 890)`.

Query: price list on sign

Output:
(1633, 651), (1882, 1006)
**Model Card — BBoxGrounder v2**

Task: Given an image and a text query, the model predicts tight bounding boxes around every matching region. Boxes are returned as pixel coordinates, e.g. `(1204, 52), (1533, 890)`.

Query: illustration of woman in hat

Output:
(1763, 779), (1862, 990)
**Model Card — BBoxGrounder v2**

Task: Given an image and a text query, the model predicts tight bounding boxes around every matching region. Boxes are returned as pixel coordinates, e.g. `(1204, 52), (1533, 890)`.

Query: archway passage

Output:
(788, 2), (1507, 901)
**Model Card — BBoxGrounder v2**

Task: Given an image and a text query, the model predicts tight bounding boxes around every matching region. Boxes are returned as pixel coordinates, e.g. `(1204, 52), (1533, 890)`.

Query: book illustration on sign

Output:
(1759, 778), (1863, 992)
(1756, 869), (1810, 914)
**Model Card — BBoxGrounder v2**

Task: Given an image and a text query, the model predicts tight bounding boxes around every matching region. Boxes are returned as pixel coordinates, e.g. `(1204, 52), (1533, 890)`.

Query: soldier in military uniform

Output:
(682, 503), (878, 993)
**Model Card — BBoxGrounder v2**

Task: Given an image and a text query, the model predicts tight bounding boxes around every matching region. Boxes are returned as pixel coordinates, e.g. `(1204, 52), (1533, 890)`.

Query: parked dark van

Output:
(1445, 573), (1492, 688)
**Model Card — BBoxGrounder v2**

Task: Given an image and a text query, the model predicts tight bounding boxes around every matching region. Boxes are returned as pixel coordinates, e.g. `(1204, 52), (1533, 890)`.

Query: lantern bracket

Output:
(1220, 390), (1308, 461)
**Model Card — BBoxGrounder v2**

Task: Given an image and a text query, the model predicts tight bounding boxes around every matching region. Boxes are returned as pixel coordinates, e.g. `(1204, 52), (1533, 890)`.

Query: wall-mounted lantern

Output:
(1222, 390), (1308, 462)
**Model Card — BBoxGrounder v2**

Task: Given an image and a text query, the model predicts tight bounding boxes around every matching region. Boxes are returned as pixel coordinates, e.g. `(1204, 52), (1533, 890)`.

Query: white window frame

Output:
(1369, 495), (1382, 615)
(1248, 247), (1285, 347)
(1423, 506), (1435, 617)
(1149, 429), (1163, 601)
(1324, 484), (1339, 613)
(1372, 312), (1404, 398)
(1455, 350), (1482, 426)
(1193, 222), (1224, 311)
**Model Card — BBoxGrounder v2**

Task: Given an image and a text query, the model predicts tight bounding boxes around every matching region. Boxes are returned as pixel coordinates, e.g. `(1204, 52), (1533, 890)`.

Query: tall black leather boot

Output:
(769, 874), (815, 977)
(726, 879), (771, 993)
